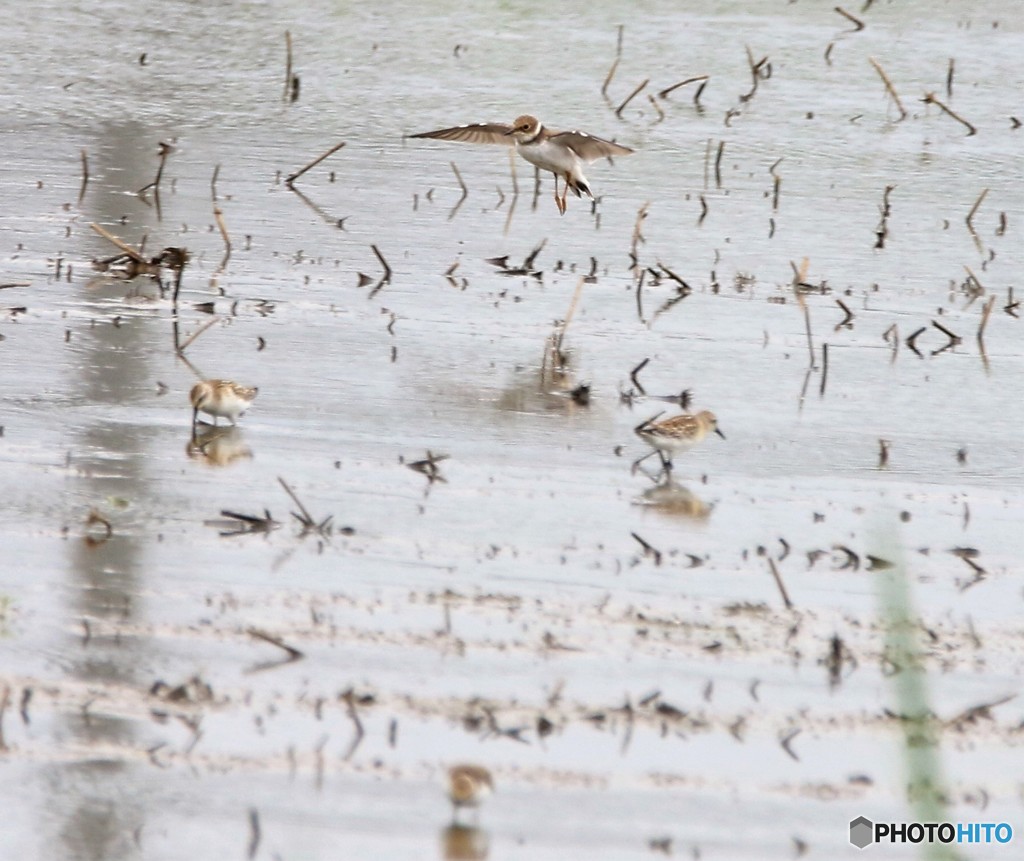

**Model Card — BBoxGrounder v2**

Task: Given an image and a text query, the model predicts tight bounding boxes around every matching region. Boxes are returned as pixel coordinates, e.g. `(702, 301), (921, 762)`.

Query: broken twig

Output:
(285, 141), (346, 186)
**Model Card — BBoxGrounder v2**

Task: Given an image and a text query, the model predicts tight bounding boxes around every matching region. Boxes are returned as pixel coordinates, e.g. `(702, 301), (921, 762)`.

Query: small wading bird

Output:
(189, 380), (258, 429)
(410, 114), (634, 214)
(446, 764), (494, 824)
(634, 410), (724, 472)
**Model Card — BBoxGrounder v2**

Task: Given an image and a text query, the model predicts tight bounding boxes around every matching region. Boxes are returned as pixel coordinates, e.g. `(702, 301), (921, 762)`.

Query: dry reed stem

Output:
(616, 78), (649, 117)
(556, 277), (586, 355)
(834, 6), (865, 30)
(868, 57), (907, 119)
(283, 31), (293, 101)
(285, 141), (346, 186)
(89, 223), (145, 262)
(923, 92), (977, 135)
(658, 75), (709, 99)
(176, 318), (218, 355)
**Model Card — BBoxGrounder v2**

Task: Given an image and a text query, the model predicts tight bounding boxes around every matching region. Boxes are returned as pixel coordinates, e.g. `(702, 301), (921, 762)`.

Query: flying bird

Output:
(410, 114), (633, 214)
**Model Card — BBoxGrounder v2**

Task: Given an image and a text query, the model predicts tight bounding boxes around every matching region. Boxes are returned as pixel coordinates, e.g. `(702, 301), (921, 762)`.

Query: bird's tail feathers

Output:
(568, 177), (592, 199)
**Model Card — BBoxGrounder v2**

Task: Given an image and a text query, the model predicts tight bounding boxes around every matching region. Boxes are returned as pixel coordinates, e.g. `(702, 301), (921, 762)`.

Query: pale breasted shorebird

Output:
(410, 115), (634, 214)
(634, 410), (725, 472)
(189, 380), (258, 429)
(446, 764), (494, 824)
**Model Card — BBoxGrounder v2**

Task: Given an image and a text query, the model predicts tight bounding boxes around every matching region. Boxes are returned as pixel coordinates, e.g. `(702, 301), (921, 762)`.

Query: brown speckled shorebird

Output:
(189, 380), (258, 429)
(446, 764), (494, 824)
(634, 410), (724, 472)
(410, 114), (633, 214)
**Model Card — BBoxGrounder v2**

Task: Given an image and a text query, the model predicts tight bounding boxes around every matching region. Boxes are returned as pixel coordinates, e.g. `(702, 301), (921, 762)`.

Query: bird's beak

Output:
(715, 427), (726, 440)
(503, 127), (516, 136)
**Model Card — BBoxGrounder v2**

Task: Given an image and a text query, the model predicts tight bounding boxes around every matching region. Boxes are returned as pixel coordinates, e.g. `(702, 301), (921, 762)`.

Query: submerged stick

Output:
(819, 342), (829, 396)
(602, 24), (623, 97)
(658, 75), (709, 99)
(78, 148), (89, 203)
(616, 78), (649, 117)
(371, 244), (392, 281)
(176, 318), (218, 355)
(647, 94), (665, 122)
(278, 476), (317, 526)
(966, 188), (988, 233)
(791, 259), (816, 369)
(556, 277), (586, 355)
(450, 161), (468, 198)
(89, 222), (145, 262)
(739, 46), (770, 103)
(882, 323), (899, 362)
(767, 559), (793, 609)
(602, 57), (620, 98)
(248, 627), (304, 661)
(931, 320), (961, 355)
(630, 357), (649, 395)
(507, 147), (519, 196)
(906, 326), (926, 357)
(214, 206), (231, 258)
(693, 79), (707, 108)
(874, 184), (895, 248)
(447, 161), (468, 219)
(631, 532), (662, 565)
(868, 57), (907, 120)
(835, 299), (854, 330)
(285, 140), (346, 185)
(801, 301), (815, 368)
(341, 690), (365, 761)
(834, 6), (865, 31)
(247, 809), (261, 860)
(977, 295), (996, 344)
(629, 201), (649, 270)
(769, 159), (782, 211)
(635, 271), (645, 323)
(283, 31), (293, 101)
(138, 142), (172, 194)
(923, 92), (976, 135)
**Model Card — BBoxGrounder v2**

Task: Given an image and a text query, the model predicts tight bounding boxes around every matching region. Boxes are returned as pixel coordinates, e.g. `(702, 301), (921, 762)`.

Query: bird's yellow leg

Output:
(552, 173), (564, 214)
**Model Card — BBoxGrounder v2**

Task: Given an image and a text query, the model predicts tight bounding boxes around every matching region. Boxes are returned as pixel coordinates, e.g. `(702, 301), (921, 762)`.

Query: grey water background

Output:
(1, 1), (1022, 858)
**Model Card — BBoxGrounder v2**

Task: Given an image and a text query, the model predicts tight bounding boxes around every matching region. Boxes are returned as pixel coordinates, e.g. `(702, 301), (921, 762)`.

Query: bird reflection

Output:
(186, 425), (253, 467)
(634, 475), (712, 519)
(441, 824), (490, 861)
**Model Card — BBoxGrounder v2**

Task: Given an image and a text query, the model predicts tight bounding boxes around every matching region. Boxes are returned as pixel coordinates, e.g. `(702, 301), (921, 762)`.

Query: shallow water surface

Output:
(2, 1), (1023, 859)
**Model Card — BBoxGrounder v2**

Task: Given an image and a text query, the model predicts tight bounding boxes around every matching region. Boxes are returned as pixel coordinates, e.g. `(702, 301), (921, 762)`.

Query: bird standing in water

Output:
(635, 410), (725, 472)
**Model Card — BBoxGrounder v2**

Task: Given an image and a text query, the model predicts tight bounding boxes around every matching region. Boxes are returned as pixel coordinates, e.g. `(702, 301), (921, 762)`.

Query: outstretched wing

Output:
(549, 131), (634, 162)
(408, 123), (514, 145)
